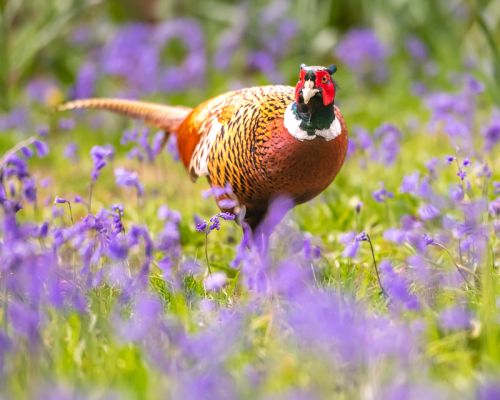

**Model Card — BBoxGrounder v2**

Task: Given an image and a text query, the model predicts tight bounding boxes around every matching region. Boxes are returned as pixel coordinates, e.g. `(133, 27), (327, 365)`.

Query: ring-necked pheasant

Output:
(59, 64), (349, 230)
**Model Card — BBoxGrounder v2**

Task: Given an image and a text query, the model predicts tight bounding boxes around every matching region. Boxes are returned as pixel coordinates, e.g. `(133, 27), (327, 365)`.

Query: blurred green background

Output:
(1, 0), (499, 114)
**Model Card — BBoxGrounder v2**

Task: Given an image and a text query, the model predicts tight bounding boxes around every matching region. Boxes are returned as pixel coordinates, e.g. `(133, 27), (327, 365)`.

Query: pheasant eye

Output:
(321, 76), (329, 84)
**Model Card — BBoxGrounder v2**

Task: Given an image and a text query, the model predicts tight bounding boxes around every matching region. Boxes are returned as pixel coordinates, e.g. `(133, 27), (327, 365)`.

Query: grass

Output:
(1, 13), (499, 399)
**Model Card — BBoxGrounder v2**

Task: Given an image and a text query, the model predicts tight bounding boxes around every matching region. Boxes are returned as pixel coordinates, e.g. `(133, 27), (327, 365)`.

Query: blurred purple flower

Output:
(203, 272), (227, 291)
(439, 305), (471, 331)
(478, 381), (500, 400)
(5, 154), (29, 179)
(63, 142), (79, 162)
(108, 236), (128, 260)
(115, 168), (144, 197)
(90, 145), (114, 182)
(340, 231), (360, 258)
(154, 19), (206, 93)
(72, 62), (96, 99)
(384, 228), (406, 244)
(400, 172), (420, 195)
(33, 140), (49, 157)
(373, 184), (394, 203)
(335, 28), (390, 83)
(194, 215), (207, 232)
(374, 123), (402, 165)
(20, 145), (34, 159)
(247, 51), (282, 83)
(489, 198), (500, 217)
(406, 36), (428, 61)
(25, 78), (59, 104)
(22, 178), (37, 203)
(58, 118), (76, 131)
(380, 260), (420, 311)
(101, 24), (157, 94)
(482, 110), (500, 151)
(418, 204), (440, 220)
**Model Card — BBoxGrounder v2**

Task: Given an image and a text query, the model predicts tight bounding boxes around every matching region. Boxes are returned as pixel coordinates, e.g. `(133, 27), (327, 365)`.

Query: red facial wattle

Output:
(315, 70), (335, 106)
(294, 68), (336, 106)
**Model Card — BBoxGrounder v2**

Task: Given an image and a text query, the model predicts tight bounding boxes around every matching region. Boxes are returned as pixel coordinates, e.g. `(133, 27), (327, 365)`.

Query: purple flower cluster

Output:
(349, 123), (402, 166)
(424, 74), (485, 149)
(0, 122), (497, 398)
(90, 144), (114, 182)
(98, 19), (205, 96)
(214, 2), (297, 83)
(335, 28), (390, 83)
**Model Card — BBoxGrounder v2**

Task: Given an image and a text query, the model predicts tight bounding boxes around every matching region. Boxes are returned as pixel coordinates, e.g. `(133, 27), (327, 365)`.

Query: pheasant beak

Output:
(302, 80), (319, 105)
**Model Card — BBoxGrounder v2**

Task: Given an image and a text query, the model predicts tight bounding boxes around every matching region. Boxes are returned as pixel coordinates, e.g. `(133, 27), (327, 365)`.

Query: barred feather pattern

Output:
(177, 85), (348, 226)
(58, 98), (191, 133)
(59, 86), (349, 229)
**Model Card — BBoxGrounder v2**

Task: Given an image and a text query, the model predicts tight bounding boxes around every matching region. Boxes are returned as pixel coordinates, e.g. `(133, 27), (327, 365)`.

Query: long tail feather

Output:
(58, 98), (192, 133)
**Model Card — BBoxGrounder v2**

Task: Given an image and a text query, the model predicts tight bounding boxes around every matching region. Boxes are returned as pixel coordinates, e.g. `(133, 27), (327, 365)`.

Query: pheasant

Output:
(59, 64), (349, 230)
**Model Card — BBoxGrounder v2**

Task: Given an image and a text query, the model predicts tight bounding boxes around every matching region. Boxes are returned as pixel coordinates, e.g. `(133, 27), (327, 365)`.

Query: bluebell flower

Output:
(114, 168), (144, 197)
(335, 28), (390, 83)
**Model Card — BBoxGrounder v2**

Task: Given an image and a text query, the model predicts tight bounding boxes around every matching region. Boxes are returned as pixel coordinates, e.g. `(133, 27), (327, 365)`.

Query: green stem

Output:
(0, 0), (10, 111)
(365, 234), (386, 298)
(204, 231), (212, 275)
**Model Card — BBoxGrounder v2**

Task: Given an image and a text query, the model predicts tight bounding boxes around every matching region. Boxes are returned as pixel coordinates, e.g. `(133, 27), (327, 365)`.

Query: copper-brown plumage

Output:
(59, 65), (349, 230)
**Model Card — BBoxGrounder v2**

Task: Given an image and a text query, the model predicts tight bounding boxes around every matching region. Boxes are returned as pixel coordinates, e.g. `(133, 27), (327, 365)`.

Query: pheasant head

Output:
(286, 64), (340, 141)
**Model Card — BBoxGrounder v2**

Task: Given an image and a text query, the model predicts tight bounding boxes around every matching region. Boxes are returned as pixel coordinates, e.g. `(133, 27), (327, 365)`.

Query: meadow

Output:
(0, 0), (499, 398)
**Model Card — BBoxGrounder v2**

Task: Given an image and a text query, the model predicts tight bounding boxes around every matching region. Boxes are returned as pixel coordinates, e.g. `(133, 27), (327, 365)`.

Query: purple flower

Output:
(203, 184), (233, 199)
(449, 184), (464, 202)
(72, 62), (96, 99)
(374, 123), (401, 165)
(114, 167), (144, 197)
(340, 231), (360, 258)
(489, 198), (500, 217)
(400, 172), (420, 195)
(478, 381), (500, 400)
(154, 19), (206, 93)
(439, 305), (471, 330)
(58, 118), (76, 131)
(22, 178), (37, 203)
(20, 145), (34, 159)
(247, 51), (282, 83)
(90, 145), (114, 181)
(482, 110), (500, 151)
(218, 198), (238, 209)
(406, 36), (428, 61)
(218, 212), (236, 221)
(112, 204), (125, 234)
(384, 228), (406, 244)
(355, 231), (368, 242)
(194, 216), (207, 232)
(33, 140), (49, 157)
(25, 77), (59, 104)
(418, 204), (440, 220)
(108, 236), (128, 260)
(335, 28), (390, 83)
(203, 272), (227, 291)
(380, 260), (420, 311)
(373, 184), (394, 203)
(36, 125), (49, 137)
(209, 215), (221, 232)
(101, 24), (158, 94)
(5, 154), (29, 179)
(63, 142), (79, 162)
